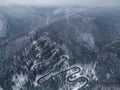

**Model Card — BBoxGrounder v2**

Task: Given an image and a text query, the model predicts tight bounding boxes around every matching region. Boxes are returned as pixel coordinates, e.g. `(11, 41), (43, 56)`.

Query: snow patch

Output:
(12, 73), (28, 90)
(81, 63), (98, 81)
(78, 33), (95, 49)
(52, 8), (63, 15)
(0, 13), (7, 38)
(71, 82), (86, 90)
(0, 86), (3, 90)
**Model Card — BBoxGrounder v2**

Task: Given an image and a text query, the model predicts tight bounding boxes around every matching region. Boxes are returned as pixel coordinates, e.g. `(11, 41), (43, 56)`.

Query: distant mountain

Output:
(0, 6), (89, 45)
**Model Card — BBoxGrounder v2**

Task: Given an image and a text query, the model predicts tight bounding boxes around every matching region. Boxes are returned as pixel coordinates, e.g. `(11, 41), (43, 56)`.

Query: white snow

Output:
(78, 33), (95, 49)
(0, 14), (7, 38)
(106, 73), (111, 79)
(0, 20), (5, 37)
(46, 16), (50, 25)
(52, 8), (63, 15)
(80, 63), (98, 81)
(0, 86), (3, 90)
(71, 82), (86, 90)
(11, 73), (28, 90)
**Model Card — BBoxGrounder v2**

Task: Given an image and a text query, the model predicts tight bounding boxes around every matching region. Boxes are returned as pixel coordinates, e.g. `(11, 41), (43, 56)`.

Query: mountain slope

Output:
(0, 7), (120, 90)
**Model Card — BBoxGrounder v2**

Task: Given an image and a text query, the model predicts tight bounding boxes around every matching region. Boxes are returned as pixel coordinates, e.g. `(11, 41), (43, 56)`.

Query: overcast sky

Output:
(0, 0), (120, 7)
